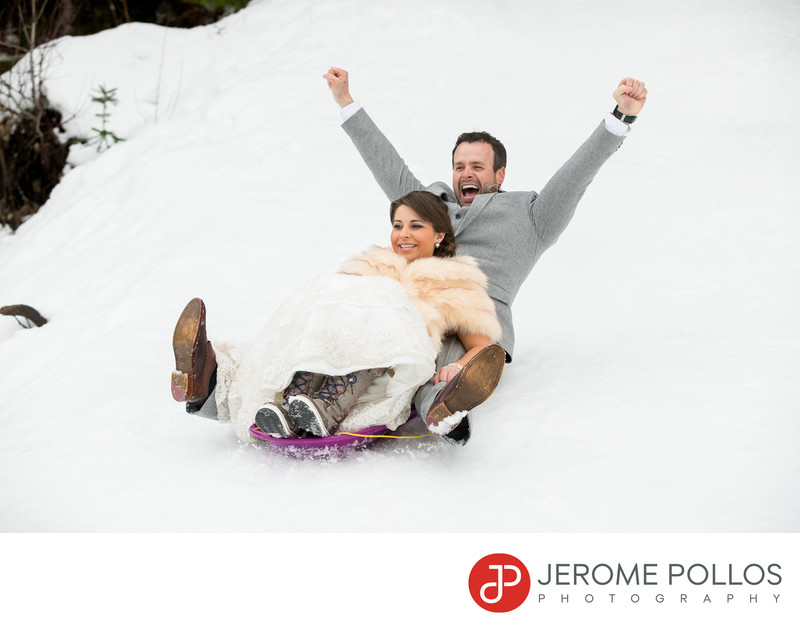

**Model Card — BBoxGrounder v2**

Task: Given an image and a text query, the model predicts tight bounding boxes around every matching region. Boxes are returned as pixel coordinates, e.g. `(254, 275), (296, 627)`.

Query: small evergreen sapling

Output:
(90, 84), (124, 152)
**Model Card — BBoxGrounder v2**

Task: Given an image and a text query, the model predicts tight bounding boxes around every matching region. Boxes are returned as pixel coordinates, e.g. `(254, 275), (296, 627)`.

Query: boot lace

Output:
(314, 373), (357, 407)
(283, 371), (316, 403)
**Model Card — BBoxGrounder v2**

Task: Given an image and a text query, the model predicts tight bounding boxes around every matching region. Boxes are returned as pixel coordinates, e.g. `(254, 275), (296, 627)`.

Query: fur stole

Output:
(339, 246), (502, 353)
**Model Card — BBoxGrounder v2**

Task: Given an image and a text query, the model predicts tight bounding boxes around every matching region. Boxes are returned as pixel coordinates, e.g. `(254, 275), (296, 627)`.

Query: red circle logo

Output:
(468, 553), (531, 612)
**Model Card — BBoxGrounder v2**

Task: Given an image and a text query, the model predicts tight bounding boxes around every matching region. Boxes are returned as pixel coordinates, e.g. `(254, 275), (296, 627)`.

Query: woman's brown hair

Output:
(389, 191), (457, 258)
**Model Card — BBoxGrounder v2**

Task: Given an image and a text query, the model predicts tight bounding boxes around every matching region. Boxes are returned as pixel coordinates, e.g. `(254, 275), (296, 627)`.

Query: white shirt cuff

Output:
(340, 101), (363, 123)
(603, 111), (631, 137)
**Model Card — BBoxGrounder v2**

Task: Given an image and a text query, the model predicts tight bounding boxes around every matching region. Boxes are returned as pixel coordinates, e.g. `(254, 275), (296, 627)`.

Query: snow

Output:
(1, 0), (798, 545)
(429, 409), (469, 435)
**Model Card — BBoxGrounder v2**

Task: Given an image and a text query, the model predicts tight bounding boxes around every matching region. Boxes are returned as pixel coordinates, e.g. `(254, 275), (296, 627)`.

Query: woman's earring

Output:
(435, 242), (441, 249)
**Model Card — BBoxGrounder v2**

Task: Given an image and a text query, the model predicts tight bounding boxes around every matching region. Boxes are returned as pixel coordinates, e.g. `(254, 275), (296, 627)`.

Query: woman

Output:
(171, 191), (502, 443)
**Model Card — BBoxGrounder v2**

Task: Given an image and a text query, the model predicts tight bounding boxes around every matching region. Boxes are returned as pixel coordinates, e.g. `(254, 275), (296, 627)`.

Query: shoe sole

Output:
(288, 396), (332, 437)
(171, 298), (203, 402)
(255, 405), (295, 438)
(427, 343), (506, 425)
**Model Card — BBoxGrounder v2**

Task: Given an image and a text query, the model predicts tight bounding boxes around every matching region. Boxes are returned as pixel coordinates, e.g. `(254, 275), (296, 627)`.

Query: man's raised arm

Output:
(323, 67), (427, 202)
(532, 78), (647, 248)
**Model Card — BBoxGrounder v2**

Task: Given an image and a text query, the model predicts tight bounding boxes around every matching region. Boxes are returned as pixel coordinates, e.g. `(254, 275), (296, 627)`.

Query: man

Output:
(323, 66), (647, 445)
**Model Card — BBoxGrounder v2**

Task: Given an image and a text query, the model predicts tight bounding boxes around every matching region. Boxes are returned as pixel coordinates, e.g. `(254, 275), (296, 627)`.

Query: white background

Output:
(2, 534), (798, 628)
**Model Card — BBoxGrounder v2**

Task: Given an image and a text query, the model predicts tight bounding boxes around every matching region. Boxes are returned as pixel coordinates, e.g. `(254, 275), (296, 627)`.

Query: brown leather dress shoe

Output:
(171, 298), (217, 403)
(426, 343), (506, 432)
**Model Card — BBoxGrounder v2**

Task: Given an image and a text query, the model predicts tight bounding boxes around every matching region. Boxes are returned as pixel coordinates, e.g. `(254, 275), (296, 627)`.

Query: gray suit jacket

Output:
(343, 108), (626, 361)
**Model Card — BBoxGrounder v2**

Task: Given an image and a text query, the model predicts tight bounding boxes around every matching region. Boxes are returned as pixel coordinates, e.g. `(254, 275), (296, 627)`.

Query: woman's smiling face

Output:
(390, 204), (444, 261)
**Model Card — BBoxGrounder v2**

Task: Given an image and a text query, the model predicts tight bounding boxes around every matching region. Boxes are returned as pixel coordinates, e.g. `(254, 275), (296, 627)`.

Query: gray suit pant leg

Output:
(413, 336), (466, 421)
(186, 386), (219, 420)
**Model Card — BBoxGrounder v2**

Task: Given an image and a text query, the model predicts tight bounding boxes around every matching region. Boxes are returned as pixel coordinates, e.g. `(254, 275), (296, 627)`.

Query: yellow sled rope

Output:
(337, 431), (434, 439)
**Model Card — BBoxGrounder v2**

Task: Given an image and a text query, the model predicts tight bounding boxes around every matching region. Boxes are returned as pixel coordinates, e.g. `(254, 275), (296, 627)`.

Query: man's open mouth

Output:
(461, 183), (480, 203)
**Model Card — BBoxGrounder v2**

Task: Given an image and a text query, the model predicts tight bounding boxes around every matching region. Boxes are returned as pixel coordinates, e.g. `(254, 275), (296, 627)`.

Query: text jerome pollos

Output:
(534, 563), (782, 605)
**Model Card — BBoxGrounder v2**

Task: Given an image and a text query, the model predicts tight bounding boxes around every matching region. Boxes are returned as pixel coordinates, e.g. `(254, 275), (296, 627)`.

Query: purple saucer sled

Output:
(249, 423), (388, 457)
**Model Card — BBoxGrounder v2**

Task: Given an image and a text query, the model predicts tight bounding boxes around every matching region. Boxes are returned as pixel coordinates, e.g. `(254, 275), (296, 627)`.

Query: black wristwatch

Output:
(612, 105), (637, 124)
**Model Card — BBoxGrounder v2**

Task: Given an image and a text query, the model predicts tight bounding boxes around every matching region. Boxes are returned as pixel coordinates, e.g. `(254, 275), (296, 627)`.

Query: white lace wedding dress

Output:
(212, 274), (437, 442)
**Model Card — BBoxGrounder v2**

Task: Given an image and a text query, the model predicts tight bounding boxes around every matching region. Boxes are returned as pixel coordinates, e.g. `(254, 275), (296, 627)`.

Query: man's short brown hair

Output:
(452, 131), (507, 172)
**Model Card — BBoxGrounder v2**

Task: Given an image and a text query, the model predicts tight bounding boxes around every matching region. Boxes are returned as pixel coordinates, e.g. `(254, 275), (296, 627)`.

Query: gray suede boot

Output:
(254, 371), (324, 438)
(288, 368), (386, 437)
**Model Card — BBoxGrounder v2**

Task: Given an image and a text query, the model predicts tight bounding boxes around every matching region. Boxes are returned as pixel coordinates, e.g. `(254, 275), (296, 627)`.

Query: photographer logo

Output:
(469, 553), (531, 612)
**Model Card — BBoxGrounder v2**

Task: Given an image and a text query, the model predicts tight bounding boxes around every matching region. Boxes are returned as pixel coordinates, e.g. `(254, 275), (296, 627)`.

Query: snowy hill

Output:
(1, 0), (798, 540)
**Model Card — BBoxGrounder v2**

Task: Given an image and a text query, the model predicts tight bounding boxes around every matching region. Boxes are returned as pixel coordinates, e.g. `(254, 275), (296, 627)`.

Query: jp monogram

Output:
(469, 553), (531, 612)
